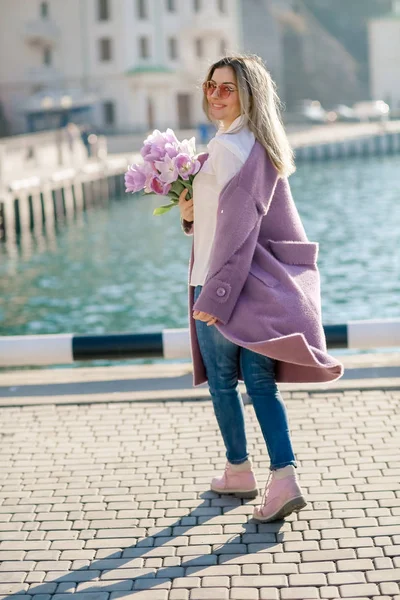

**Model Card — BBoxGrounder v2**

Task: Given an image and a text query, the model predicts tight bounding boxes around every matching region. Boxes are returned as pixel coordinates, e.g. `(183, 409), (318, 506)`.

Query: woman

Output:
(178, 54), (344, 523)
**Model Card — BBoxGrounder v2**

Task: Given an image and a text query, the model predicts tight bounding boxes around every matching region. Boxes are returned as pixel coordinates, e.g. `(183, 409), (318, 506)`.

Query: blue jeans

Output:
(193, 284), (297, 470)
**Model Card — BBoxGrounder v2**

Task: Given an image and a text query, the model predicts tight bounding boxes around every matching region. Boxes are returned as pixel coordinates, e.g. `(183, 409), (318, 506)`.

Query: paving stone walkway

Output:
(0, 386), (399, 600)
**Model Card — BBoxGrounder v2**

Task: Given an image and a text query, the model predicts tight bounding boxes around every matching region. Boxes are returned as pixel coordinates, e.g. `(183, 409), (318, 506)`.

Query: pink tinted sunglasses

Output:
(202, 80), (237, 99)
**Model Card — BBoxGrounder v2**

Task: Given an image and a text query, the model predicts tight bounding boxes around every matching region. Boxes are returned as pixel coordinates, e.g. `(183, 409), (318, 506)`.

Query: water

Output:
(1, 154), (399, 367)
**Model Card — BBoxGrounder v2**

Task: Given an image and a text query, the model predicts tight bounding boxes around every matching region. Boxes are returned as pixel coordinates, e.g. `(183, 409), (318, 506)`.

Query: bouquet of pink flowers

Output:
(124, 129), (201, 215)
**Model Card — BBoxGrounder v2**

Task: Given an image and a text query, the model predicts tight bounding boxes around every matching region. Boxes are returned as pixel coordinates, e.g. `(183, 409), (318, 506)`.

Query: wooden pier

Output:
(0, 127), (139, 244)
(293, 121), (400, 161)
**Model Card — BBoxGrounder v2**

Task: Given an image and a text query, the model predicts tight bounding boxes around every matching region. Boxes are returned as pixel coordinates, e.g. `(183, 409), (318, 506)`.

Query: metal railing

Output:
(1, 319), (399, 367)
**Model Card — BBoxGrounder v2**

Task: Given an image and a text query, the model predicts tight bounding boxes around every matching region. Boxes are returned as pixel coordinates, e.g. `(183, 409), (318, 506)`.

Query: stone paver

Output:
(0, 384), (399, 599)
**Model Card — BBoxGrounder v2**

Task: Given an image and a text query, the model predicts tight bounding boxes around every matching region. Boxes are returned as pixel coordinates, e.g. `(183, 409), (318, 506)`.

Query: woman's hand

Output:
(193, 310), (219, 327)
(178, 189), (194, 223)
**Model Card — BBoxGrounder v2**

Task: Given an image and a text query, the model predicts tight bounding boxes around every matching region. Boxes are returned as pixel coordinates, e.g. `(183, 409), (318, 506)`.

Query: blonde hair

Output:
(202, 53), (296, 177)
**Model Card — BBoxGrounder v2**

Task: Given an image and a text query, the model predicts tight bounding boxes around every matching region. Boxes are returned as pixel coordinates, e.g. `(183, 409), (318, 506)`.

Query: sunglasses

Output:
(202, 80), (237, 99)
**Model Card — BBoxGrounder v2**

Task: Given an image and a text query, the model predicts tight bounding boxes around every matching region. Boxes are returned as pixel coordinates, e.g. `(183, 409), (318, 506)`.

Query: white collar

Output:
(217, 114), (245, 135)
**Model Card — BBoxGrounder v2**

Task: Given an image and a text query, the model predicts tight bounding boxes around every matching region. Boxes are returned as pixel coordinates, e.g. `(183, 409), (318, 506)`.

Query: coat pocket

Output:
(268, 240), (319, 265)
(249, 262), (280, 288)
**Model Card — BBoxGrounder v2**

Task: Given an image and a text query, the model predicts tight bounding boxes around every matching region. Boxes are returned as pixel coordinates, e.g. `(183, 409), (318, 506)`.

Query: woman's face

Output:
(205, 66), (241, 129)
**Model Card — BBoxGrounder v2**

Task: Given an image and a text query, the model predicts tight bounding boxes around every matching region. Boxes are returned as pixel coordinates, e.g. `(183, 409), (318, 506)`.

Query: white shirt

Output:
(190, 115), (255, 286)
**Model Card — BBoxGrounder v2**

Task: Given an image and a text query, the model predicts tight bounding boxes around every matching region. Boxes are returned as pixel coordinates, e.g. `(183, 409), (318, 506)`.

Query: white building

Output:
(0, 0), (241, 135)
(368, 2), (400, 110)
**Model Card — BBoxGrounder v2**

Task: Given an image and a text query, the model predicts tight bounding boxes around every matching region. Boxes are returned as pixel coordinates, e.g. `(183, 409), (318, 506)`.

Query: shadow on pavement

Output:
(3, 491), (289, 597)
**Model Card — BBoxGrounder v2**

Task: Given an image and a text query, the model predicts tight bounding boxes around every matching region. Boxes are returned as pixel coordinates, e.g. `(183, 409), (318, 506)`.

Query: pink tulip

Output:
(148, 176), (171, 195)
(125, 164), (147, 193)
(175, 154), (201, 180)
(155, 155), (179, 184)
(141, 143), (166, 163)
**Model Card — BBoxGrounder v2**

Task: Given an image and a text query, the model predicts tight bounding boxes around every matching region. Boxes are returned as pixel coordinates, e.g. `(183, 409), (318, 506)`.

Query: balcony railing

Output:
(26, 65), (61, 83)
(185, 7), (228, 36)
(25, 18), (59, 46)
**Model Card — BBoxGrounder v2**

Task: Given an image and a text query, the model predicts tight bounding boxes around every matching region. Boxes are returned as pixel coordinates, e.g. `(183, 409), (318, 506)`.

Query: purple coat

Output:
(183, 139), (344, 386)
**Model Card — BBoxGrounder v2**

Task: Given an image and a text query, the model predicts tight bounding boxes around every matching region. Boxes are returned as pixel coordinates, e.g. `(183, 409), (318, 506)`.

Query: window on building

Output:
(177, 94), (192, 129)
(166, 0), (176, 11)
(99, 38), (112, 61)
(43, 47), (52, 65)
(139, 36), (150, 58)
(217, 0), (226, 13)
(193, 0), (201, 12)
(168, 37), (178, 60)
(195, 38), (203, 58)
(137, 0), (148, 19)
(103, 101), (116, 126)
(98, 0), (110, 21)
(40, 2), (49, 18)
(147, 97), (155, 129)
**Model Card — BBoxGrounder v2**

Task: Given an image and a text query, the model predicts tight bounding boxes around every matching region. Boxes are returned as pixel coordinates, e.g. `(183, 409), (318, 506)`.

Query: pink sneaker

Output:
(253, 465), (307, 522)
(211, 459), (258, 499)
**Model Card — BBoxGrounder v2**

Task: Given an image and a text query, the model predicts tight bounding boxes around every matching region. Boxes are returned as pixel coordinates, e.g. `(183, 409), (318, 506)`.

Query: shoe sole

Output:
(210, 486), (259, 499)
(253, 496), (307, 522)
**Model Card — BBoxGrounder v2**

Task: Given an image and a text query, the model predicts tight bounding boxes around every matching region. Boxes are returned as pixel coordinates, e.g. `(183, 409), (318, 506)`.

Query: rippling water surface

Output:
(1, 154), (399, 366)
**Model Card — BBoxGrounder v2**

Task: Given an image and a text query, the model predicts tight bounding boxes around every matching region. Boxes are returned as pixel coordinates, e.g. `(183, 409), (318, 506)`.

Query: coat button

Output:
(216, 287), (226, 297)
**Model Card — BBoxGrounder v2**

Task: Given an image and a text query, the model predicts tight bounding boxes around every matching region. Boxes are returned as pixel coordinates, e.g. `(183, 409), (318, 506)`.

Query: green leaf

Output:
(153, 202), (177, 216)
(171, 179), (186, 195)
(167, 190), (180, 201)
(181, 179), (193, 192)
